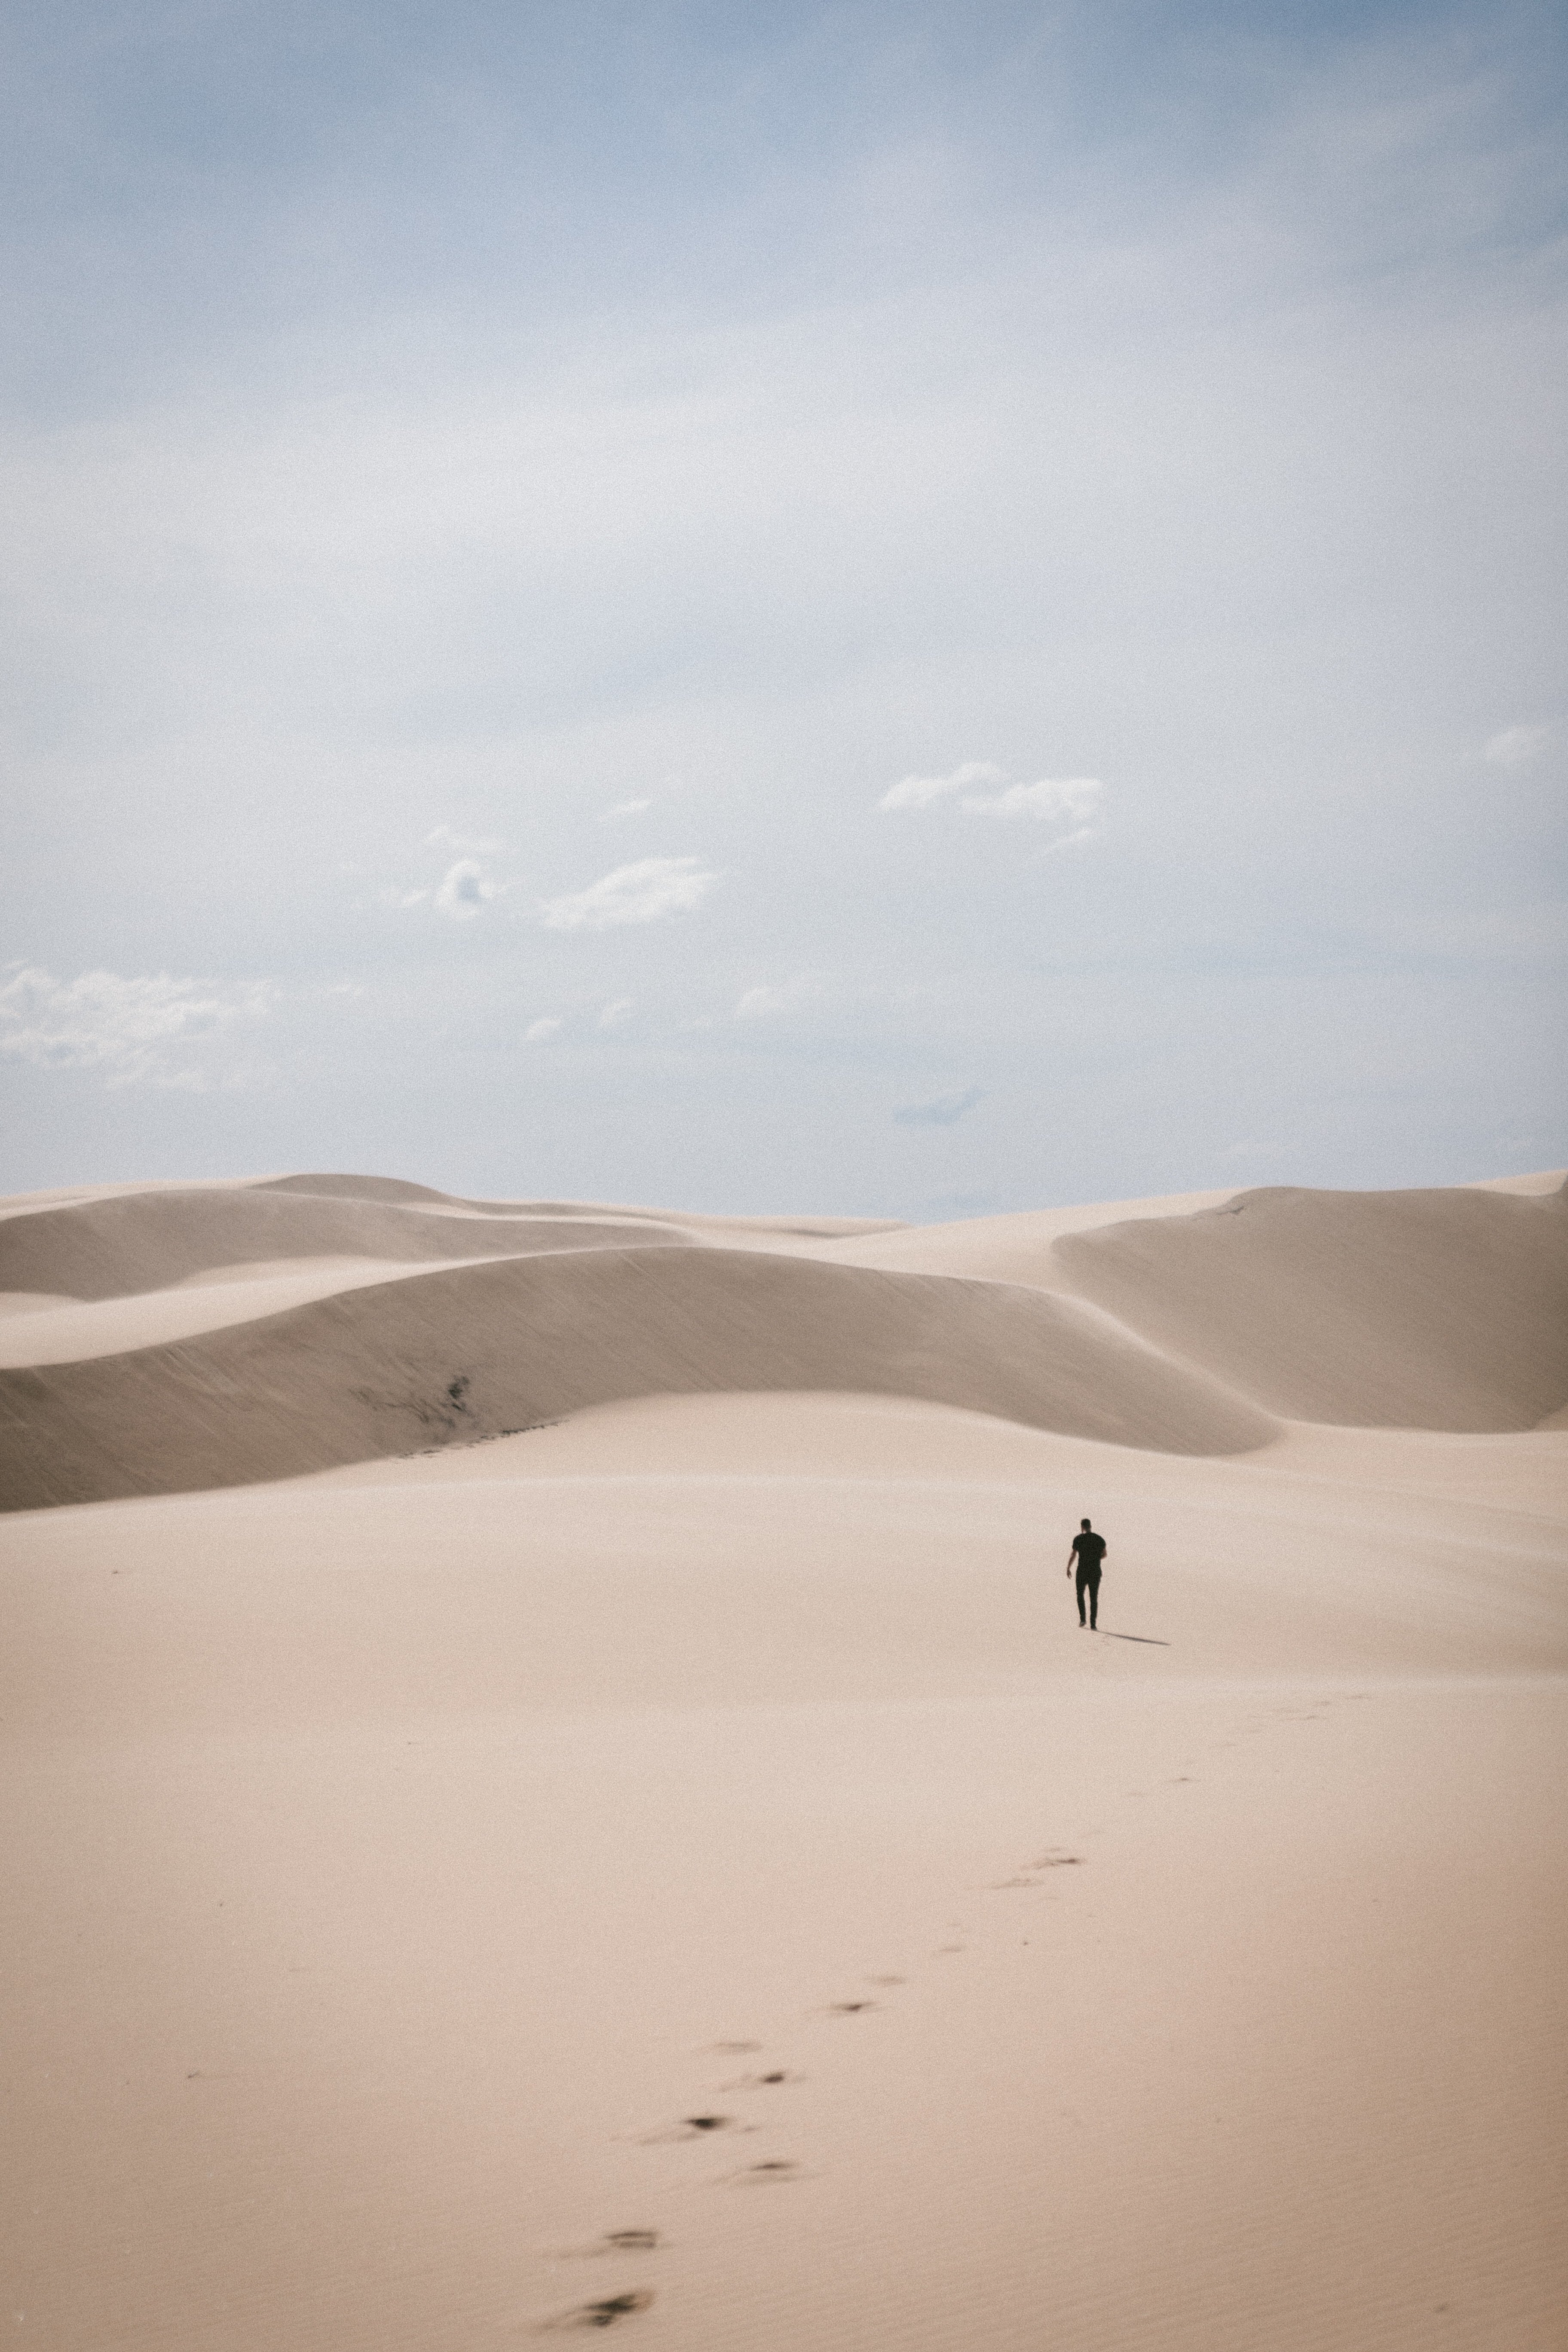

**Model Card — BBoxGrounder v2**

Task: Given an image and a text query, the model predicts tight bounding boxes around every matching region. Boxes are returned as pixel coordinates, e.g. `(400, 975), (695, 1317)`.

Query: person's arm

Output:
(1066, 1540), (1077, 1576)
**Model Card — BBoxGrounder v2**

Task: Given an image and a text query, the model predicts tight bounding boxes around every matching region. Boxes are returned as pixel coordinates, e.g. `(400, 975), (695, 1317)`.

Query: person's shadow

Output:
(1099, 1630), (1170, 1646)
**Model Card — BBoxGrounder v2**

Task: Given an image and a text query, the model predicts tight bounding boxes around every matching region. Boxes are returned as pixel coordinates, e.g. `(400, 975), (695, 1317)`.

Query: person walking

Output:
(1067, 1519), (1107, 1629)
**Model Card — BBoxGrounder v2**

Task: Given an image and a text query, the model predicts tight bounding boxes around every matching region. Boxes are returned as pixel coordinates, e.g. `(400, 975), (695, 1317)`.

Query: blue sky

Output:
(2, 1), (1564, 1212)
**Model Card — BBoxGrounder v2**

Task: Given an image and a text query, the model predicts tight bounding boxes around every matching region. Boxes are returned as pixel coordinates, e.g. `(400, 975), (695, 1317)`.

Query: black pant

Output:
(1076, 1565), (1101, 1627)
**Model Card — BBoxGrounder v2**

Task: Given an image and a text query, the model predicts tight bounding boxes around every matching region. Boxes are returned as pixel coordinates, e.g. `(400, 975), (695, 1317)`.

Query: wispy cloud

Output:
(878, 762), (1004, 812)
(0, 964), (273, 1090)
(599, 798), (653, 822)
(734, 973), (822, 1020)
(964, 779), (1101, 826)
(893, 1085), (984, 1127)
(525, 1016), (562, 1042)
(597, 997), (634, 1028)
(435, 858), (500, 919)
(1484, 724), (1551, 769)
(1031, 825), (1098, 859)
(878, 764), (1103, 838)
(382, 833), (512, 917)
(539, 856), (719, 931)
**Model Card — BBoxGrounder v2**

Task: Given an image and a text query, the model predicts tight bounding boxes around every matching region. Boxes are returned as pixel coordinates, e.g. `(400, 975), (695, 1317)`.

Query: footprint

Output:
(637, 2114), (738, 2144)
(867, 1975), (905, 1986)
(825, 2000), (876, 2015)
(721, 2068), (802, 2090)
(537, 2289), (653, 2331)
(558, 2229), (662, 2259)
(727, 2159), (812, 2186)
(707, 2040), (761, 2054)
(994, 1853), (1083, 1889)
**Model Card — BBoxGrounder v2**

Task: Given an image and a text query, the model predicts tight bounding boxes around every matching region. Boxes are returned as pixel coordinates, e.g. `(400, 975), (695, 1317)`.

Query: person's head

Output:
(1081, 1518), (1091, 1531)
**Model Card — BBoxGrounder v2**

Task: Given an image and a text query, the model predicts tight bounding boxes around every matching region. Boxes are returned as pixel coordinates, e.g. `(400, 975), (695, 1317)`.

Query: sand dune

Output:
(1056, 1179), (1568, 1430)
(812, 1185), (1241, 1286)
(0, 1182), (704, 1302)
(2, 1170), (1565, 2352)
(4, 1169), (1566, 1510)
(0, 1256), (495, 1369)
(254, 1168), (903, 1243)
(2, 1388), (1563, 2352)
(0, 1244), (1277, 1511)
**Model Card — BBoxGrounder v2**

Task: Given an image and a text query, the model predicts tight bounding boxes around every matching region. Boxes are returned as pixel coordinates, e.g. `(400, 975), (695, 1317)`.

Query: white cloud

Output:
(0, 964), (273, 1090)
(1032, 825), (1098, 860)
(525, 1016), (563, 1042)
(539, 856), (719, 931)
(960, 778), (1102, 825)
(599, 798), (652, 821)
(1484, 725), (1551, 769)
(435, 858), (498, 919)
(878, 766), (1104, 838)
(597, 997), (634, 1028)
(877, 762), (1004, 812)
(734, 973), (823, 1020)
(735, 985), (790, 1019)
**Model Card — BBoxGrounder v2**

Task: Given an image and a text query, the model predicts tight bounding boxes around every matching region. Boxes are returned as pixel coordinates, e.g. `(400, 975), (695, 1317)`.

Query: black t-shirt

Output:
(1072, 1531), (1106, 1568)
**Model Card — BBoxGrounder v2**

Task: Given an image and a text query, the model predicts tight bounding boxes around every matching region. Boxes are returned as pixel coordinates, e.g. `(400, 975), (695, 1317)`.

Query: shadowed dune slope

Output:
(1056, 1181), (1568, 1430)
(0, 1187), (698, 1302)
(0, 1246), (1276, 1510)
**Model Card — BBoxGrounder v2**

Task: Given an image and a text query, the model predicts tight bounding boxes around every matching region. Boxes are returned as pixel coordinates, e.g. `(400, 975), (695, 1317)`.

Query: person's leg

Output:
(1075, 1565), (1089, 1625)
(1087, 1568), (1100, 1629)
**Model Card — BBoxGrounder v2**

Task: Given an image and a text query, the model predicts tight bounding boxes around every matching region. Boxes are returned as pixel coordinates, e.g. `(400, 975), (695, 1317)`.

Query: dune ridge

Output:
(254, 1169), (904, 1240)
(0, 1186), (700, 1303)
(3, 1168), (1566, 1510)
(1056, 1179), (1568, 1430)
(0, 1245), (1278, 1511)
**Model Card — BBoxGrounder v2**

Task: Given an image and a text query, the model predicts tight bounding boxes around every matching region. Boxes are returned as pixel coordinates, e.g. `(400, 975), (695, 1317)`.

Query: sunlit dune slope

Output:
(813, 1186), (1239, 1286)
(3, 1167), (1565, 1512)
(0, 1244), (1277, 1510)
(252, 1172), (479, 1207)
(1057, 1180), (1568, 1430)
(252, 1170), (902, 1241)
(0, 1185), (699, 1302)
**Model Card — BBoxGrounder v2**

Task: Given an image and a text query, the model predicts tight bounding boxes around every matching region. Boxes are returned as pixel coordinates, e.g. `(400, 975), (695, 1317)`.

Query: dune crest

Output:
(1055, 1180), (1568, 1430)
(3, 1167), (1565, 1513)
(253, 1170), (902, 1240)
(0, 1245), (1277, 1511)
(0, 1186), (699, 1303)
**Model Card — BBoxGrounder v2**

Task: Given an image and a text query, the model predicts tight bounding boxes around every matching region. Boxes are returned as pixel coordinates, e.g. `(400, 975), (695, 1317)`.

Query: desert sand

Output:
(1, 1169), (1565, 2352)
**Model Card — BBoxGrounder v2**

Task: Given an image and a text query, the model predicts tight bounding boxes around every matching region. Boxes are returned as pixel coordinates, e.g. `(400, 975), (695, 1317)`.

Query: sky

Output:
(2, 0), (1564, 1216)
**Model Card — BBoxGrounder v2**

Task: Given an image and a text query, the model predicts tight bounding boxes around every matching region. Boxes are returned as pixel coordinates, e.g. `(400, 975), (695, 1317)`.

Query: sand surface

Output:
(2, 1171), (1565, 2351)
